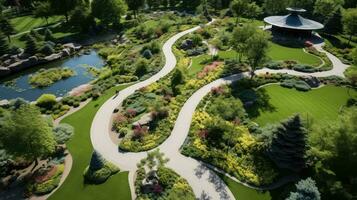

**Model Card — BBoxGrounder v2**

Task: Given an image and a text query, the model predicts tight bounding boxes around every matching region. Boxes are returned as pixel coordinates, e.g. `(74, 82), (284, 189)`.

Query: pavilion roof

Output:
(264, 8), (324, 31)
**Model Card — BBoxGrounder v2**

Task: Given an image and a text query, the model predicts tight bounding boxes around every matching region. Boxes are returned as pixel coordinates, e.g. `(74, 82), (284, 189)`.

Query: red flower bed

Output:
(197, 61), (223, 79)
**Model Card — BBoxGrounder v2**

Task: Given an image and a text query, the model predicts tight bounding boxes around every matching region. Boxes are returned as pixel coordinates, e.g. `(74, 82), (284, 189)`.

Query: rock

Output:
(0, 54), (10, 60)
(7, 56), (40, 72)
(44, 53), (62, 61)
(0, 67), (10, 77)
(63, 43), (82, 52)
(180, 39), (194, 50)
(0, 99), (9, 106)
(132, 113), (153, 126)
(62, 48), (71, 57)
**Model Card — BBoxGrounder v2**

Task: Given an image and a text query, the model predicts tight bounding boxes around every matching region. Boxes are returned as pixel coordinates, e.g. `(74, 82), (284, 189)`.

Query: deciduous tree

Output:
(342, 8), (357, 45)
(92, 0), (127, 26)
(0, 105), (56, 168)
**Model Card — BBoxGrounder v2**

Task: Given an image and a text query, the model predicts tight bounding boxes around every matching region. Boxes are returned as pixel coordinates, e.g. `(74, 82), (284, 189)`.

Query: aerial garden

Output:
(0, 0), (357, 200)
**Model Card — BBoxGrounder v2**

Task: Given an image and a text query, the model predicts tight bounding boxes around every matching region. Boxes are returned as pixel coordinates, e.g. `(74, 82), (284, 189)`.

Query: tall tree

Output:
(50, 0), (81, 23)
(125, 0), (144, 18)
(314, 0), (344, 25)
(182, 0), (201, 10)
(34, 1), (53, 25)
(230, 0), (249, 25)
(267, 115), (308, 172)
(263, 0), (289, 15)
(0, 31), (9, 55)
(0, 105), (56, 167)
(246, 29), (270, 78)
(92, 0), (127, 26)
(287, 178), (321, 200)
(231, 24), (257, 62)
(0, 15), (15, 42)
(342, 8), (357, 45)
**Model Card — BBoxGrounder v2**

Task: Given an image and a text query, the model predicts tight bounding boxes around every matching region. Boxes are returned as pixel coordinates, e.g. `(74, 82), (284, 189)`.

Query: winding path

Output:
(90, 20), (236, 200)
(90, 21), (350, 200)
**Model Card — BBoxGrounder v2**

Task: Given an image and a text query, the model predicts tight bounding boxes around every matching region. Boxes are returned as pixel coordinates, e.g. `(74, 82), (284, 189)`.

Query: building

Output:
(264, 8), (324, 37)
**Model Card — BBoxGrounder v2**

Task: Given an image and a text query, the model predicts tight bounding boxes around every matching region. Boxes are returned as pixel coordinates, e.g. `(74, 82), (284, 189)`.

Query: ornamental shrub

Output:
(294, 80), (311, 91)
(41, 43), (55, 55)
(53, 123), (74, 144)
(36, 94), (57, 109)
(142, 49), (153, 59)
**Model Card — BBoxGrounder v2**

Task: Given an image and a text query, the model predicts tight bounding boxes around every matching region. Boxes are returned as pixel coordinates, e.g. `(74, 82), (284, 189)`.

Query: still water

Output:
(0, 50), (104, 101)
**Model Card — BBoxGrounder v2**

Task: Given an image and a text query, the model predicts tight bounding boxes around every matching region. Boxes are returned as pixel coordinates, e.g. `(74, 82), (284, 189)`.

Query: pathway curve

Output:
(90, 20), (236, 200)
(90, 20), (351, 200)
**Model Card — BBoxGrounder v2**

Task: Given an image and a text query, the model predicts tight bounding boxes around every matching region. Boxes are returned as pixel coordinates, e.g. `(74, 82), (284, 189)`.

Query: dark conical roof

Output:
(264, 7), (324, 30)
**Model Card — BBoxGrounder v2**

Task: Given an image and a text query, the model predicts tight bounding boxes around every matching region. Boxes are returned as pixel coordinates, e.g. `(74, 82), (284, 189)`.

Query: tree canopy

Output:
(91, 0), (127, 26)
(0, 105), (56, 161)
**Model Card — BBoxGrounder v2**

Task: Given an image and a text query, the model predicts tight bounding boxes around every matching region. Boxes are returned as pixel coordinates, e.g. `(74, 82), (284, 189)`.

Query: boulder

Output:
(44, 53), (62, 62)
(180, 39), (194, 50)
(7, 56), (40, 72)
(62, 48), (71, 57)
(0, 67), (10, 77)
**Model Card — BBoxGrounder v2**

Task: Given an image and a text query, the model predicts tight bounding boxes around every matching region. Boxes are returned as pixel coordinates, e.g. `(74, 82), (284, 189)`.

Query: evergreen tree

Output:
(0, 32), (9, 55)
(125, 0), (144, 18)
(287, 178), (321, 200)
(25, 34), (38, 55)
(0, 15), (15, 42)
(323, 7), (343, 34)
(44, 28), (54, 41)
(267, 115), (308, 172)
(171, 69), (185, 95)
(89, 150), (105, 171)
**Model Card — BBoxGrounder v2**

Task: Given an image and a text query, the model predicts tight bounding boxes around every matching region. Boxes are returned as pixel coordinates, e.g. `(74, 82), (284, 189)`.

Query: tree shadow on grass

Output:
(232, 87), (276, 119)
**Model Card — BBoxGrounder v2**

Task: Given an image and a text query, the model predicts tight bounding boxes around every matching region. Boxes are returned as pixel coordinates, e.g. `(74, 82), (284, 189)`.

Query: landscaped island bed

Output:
(29, 67), (75, 88)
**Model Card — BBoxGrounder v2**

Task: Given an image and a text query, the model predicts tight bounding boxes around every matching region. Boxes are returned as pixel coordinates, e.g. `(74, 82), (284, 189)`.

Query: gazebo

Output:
(264, 8), (324, 37)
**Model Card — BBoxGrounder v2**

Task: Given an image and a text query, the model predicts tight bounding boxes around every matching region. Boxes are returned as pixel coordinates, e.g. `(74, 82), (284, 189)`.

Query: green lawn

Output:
(50, 84), (132, 200)
(10, 15), (64, 33)
(267, 42), (321, 66)
(188, 54), (211, 76)
(252, 85), (357, 126)
(220, 175), (271, 200)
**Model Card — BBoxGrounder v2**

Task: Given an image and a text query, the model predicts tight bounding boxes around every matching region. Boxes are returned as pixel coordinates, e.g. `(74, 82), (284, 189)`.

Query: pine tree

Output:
(25, 34), (38, 55)
(287, 178), (321, 200)
(267, 115), (308, 172)
(0, 15), (15, 42)
(0, 32), (9, 55)
(44, 28), (54, 41)
(89, 150), (105, 171)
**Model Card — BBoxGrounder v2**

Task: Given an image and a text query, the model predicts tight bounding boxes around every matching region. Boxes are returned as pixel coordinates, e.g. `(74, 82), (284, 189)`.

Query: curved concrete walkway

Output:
(90, 20), (236, 200)
(90, 20), (350, 200)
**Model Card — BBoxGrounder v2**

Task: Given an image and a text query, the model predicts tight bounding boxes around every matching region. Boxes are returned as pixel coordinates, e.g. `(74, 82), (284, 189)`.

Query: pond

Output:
(0, 50), (104, 101)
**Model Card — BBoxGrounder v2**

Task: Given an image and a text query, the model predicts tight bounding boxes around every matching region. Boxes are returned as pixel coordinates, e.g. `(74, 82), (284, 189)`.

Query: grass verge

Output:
(50, 84), (132, 200)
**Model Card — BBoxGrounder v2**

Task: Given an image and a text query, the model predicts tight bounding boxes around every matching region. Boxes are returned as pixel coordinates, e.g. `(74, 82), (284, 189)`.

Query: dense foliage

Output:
(29, 67), (76, 88)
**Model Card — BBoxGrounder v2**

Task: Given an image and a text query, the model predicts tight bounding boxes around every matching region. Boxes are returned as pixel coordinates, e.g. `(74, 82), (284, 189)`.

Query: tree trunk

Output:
(348, 34), (352, 45)
(7, 35), (11, 43)
(65, 12), (69, 23)
(45, 18), (48, 25)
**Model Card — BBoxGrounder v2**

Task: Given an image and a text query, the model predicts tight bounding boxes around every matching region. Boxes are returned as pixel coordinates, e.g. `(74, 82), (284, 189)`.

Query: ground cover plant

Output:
(49, 84), (132, 200)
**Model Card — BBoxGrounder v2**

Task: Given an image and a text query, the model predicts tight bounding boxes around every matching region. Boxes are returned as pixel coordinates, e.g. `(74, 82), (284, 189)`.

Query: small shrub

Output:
(36, 94), (57, 108)
(142, 49), (153, 59)
(294, 80), (311, 91)
(53, 123), (74, 144)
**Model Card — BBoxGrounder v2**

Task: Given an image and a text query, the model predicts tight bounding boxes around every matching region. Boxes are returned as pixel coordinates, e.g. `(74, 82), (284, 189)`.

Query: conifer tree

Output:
(89, 150), (105, 171)
(0, 32), (9, 55)
(267, 115), (308, 172)
(25, 34), (38, 55)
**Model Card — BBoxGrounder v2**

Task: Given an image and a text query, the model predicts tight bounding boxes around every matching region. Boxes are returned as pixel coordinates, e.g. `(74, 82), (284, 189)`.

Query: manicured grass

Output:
(267, 42), (321, 66)
(10, 15), (64, 33)
(220, 175), (271, 200)
(188, 54), (211, 76)
(50, 84), (132, 200)
(252, 85), (357, 126)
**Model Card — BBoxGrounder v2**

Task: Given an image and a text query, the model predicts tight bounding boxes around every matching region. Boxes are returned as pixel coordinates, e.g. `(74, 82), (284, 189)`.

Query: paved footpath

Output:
(90, 21), (350, 200)
(90, 20), (237, 200)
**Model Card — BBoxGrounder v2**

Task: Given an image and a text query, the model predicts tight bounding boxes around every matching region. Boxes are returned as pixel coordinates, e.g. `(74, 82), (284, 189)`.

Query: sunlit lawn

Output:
(50, 84), (132, 200)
